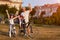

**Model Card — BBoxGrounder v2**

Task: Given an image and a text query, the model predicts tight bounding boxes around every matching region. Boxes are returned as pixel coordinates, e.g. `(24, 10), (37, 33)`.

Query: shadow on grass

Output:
(0, 30), (8, 37)
(33, 24), (60, 28)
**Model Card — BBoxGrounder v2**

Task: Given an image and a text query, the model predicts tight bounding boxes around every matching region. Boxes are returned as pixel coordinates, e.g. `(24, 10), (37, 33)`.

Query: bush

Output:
(32, 6), (60, 25)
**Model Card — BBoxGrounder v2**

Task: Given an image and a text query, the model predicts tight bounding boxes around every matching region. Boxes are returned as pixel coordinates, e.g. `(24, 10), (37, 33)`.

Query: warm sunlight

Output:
(58, 0), (60, 3)
(10, 0), (22, 2)
(0, 0), (60, 40)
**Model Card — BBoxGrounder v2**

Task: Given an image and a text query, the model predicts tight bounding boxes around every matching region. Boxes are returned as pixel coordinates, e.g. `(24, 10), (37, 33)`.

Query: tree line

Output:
(0, 4), (60, 25)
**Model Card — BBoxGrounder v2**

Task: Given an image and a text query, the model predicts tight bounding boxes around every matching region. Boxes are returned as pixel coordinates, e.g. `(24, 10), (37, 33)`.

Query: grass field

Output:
(0, 24), (60, 40)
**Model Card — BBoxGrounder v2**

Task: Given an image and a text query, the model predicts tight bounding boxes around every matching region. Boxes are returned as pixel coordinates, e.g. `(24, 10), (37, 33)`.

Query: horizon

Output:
(22, 0), (60, 7)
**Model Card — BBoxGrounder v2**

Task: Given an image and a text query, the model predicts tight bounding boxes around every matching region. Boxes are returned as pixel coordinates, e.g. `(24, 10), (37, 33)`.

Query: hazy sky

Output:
(22, 0), (60, 7)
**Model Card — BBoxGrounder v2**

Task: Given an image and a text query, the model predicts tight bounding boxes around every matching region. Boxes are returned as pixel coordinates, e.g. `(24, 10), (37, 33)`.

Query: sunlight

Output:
(10, 0), (22, 2)
(58, 0), (60, 3)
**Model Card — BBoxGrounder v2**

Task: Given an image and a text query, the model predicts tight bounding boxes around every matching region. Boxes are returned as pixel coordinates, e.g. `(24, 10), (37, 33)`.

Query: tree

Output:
(0, 4), (9, 13)
(8, 7), (17, 14)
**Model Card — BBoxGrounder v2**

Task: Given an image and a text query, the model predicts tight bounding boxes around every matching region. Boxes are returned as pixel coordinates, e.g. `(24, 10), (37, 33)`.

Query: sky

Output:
(22, 0), (60, 7)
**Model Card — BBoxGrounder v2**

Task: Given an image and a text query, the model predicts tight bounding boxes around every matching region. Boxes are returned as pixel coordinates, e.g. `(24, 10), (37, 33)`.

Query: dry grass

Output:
(0, 24), (60, 40)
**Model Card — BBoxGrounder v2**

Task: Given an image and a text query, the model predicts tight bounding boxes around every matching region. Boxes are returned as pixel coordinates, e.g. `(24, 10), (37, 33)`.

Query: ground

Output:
(0, 24), (60, 40)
